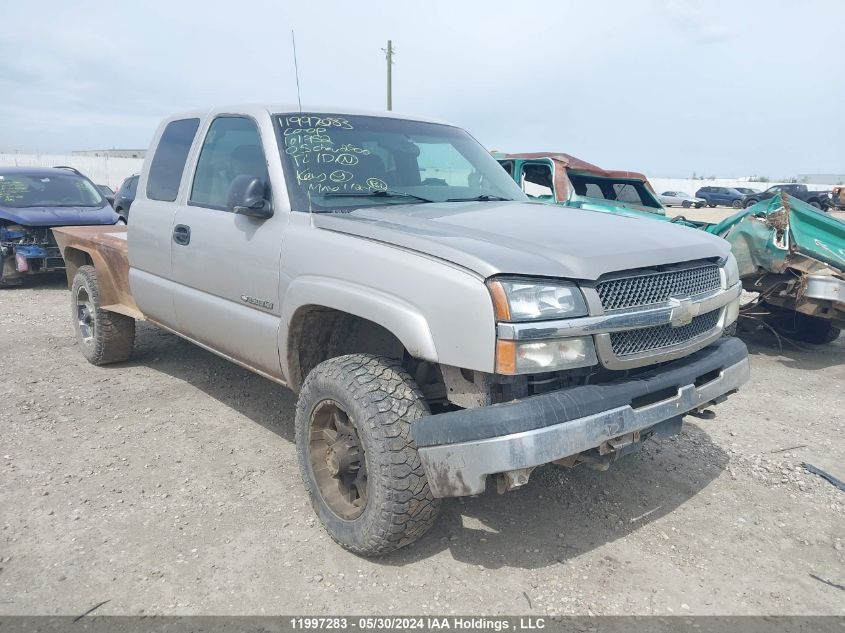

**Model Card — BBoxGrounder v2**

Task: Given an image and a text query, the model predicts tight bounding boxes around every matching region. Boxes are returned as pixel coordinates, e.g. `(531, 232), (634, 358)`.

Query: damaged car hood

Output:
(0, 204), (118, 227)
(313, 201), (730, 280)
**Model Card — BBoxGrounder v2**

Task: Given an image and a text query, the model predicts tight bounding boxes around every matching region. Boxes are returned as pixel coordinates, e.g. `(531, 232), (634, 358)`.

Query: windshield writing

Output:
(277, 113), (526, 212)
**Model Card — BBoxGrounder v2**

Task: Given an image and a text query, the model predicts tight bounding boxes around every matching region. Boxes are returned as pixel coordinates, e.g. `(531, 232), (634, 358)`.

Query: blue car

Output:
(0, 166), (121, 286)
(694, 186), (746, 208)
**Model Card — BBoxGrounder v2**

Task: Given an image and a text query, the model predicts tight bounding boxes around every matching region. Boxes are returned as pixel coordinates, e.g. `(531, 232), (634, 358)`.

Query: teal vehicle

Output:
(496, 152), (845, 344)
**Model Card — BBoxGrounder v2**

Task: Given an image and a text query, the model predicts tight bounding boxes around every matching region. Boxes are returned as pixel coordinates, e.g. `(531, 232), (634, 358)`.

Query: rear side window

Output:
(146, 118), (200, 201)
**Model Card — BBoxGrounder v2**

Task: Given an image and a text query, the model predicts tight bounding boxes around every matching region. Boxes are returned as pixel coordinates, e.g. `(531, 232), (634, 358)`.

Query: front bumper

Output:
(805, 274), (844, 305)
(414, 337), (749, 498)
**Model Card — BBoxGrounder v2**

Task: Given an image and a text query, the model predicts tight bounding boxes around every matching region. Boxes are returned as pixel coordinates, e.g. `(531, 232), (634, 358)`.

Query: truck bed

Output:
(51, 225), (142, 319)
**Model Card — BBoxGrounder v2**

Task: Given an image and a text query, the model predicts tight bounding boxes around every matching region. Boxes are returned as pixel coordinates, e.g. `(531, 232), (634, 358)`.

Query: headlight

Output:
(496, 337), (597, 374)
(722, 253), (739, 288)
(487, 278), (588, 321)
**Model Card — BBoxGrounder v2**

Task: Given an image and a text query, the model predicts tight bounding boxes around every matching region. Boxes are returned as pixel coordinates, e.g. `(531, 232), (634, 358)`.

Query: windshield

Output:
(567, 172), (662, 210)
(0, 173), (105, 208)
(276, 113), (527, 212)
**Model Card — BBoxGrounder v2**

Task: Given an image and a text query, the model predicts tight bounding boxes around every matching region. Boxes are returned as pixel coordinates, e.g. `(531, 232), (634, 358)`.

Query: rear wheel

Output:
(744, 198), (757, 208)
(71, 265), (135, 364)
(295, 354), (440, 556)
(809, 200), (822, 209)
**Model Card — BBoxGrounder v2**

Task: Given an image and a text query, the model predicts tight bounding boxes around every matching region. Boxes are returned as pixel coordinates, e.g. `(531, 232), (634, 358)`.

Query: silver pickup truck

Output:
(52, 105), (749, 556)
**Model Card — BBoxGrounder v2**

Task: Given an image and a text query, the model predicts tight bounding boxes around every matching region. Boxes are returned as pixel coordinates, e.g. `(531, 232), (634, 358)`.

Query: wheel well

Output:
(287, 306), (409, 392)
(62, 247), (94, 287)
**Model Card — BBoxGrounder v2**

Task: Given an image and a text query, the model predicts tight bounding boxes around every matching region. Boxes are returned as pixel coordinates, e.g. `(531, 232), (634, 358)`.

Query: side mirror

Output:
(227, 175), (273, 219)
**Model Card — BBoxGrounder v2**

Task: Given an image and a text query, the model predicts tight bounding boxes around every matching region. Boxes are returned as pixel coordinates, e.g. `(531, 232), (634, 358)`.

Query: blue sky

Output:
(1, 0), (842, 177)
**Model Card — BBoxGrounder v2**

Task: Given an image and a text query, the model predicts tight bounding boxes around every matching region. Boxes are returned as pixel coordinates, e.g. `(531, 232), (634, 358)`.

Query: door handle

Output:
(173, 224), (191, 246)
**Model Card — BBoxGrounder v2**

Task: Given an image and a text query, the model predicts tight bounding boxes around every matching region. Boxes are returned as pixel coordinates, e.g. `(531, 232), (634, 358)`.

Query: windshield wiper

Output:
(445, 194), (513, 202)
(320, 190), (434, 203)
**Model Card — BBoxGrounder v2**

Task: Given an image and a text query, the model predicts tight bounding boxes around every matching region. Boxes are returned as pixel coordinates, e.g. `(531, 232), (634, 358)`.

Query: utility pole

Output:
(384, 40), (394, 110)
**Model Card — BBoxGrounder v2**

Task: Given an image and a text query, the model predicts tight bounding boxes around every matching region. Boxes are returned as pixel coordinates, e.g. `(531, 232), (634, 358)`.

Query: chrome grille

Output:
(597, 264), (721, 311)
(609, 309), (721, 357)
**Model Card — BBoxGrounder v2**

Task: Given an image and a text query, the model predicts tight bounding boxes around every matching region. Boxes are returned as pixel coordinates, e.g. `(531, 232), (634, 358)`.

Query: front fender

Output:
(280, 275), (439, 385)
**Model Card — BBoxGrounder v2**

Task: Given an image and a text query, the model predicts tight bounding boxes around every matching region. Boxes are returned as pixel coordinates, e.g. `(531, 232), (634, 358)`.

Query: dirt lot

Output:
(1, 262), (844, 615)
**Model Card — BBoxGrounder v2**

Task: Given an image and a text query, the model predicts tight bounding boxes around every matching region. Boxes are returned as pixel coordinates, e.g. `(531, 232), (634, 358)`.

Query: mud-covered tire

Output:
(295, 353), (440, 556)
(71, 265), (135, 365)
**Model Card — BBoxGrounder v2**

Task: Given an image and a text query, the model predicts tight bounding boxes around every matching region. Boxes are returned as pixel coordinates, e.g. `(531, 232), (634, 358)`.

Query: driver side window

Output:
(190, 116), (269, 211)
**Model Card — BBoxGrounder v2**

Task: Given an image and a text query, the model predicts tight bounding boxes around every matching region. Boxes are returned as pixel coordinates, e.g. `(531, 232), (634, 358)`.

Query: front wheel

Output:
(295, 354), (440, 556)
(71, 265), (135, 364)
(732, 199), (742, 209)
(682, 200), (691, 208)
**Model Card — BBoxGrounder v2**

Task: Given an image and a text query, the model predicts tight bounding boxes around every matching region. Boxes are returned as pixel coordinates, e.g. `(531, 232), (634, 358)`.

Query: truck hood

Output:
(0, 204), (119, 227)
(313, 201), (730, 280)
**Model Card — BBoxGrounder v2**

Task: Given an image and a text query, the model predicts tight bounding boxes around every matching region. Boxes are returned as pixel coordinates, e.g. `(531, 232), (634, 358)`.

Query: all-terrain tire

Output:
(71, 265), (135, 365)
(295, 354), (441, 556)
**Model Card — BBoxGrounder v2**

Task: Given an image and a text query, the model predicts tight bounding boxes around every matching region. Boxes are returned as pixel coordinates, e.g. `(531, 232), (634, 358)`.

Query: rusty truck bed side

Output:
(51, 226), (142, 320)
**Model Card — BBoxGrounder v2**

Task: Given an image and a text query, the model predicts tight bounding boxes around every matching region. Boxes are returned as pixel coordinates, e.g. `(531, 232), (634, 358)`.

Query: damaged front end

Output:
(0, 223), (65, 285)
(708, 192), (845, 342)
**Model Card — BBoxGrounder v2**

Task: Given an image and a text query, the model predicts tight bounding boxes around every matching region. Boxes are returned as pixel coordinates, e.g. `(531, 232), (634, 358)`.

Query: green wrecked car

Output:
(494, 152), (844, 344)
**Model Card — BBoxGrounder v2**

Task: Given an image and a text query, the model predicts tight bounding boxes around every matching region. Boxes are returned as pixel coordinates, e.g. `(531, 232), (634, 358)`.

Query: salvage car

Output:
(496, 152), (845, 344)
(831, 185), (845, 212)
(695, 186), (746, 209)
(0, 167), (121, 286)
(659, 191), (705, 208)
(52, 106), (749, 555)
(742, 183), (831, 210)
(734, 187), (760, 196)
(96, 184), (115, 207)
(113, 174), (138, 220)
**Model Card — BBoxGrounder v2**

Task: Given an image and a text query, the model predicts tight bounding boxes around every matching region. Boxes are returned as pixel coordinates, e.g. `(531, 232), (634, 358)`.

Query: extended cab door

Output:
(169, 115), (286, 380)
(128, 117), (201, 327)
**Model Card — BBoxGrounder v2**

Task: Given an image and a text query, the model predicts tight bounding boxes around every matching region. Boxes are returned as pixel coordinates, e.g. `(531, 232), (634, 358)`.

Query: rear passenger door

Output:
(169, 115), (286, 379)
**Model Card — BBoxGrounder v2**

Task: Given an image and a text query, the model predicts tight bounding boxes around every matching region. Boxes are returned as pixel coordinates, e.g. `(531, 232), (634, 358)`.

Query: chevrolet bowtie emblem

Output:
(668, 297), (697, 327)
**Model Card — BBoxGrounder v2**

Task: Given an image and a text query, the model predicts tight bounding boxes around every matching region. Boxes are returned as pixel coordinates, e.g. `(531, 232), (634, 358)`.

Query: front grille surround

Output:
(596, 264), (721, 312)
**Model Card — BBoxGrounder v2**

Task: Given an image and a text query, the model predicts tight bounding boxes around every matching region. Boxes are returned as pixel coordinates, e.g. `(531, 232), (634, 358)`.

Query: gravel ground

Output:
(1, 275), (843, 616)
